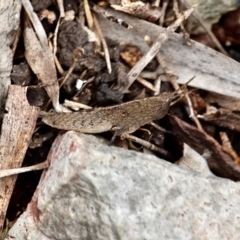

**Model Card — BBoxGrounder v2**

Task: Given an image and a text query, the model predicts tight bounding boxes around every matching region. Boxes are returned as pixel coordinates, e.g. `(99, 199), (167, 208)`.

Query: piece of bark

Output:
(167, 114), (240, 181)
(0, 1), (21, 117)
(0, 86), (39, 233)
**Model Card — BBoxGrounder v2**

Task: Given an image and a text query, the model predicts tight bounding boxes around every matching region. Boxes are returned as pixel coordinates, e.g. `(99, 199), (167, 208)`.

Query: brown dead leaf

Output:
(23, 23), (66, 112)
(22, 0), (68, 112)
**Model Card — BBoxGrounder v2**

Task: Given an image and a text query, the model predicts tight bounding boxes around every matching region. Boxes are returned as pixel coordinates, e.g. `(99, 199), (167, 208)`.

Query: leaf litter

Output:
(2, 0), (240, 235)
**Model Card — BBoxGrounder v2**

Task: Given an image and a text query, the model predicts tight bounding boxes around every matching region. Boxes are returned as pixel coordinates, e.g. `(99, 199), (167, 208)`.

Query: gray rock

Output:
(7, 132), (240, 239)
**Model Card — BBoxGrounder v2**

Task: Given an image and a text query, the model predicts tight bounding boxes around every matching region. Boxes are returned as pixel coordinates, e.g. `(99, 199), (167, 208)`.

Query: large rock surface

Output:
(7, 131), (240, 239)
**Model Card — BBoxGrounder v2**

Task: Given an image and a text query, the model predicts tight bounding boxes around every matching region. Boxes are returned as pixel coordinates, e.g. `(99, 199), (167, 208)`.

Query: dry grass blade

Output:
(93, 13), (112, 74)
(0, 86), (39, 233)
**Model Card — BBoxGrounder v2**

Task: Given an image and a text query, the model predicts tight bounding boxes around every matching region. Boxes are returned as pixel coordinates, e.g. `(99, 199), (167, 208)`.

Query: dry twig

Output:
(48, 35), (65, 75)
(0, 160), (49, 178)
(173, 0), (191, 45)
(136, 77), (156, 92)
(92, 13), (112, 74)
(124, 7), (194, 91)
(121, 133), (171, 158)
(64, 100), (92, 111)
(179, 0), (228, 56)
(153, 75), (162, 95)
(159, 0), (170, 26)
(84, 0), (94, 29)
(59, 48), (84, 88)
(56, 0), (65, 17)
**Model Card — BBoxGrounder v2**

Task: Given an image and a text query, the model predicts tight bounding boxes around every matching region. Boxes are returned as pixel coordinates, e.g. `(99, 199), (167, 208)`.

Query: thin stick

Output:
(144, 35), (168, 71)
(53, 17), (61, 55)
(59, 48), (84, 88)
(144, 36), (164, 95)
(150, 122), (170, 134)
(184, 91), (203, 131)
(57, 0), (65, 17)
(153, 75), (161, 95)
(124, 7), (194, 91)
(180, 0), (229, 56)
(84, 0), (94, 29)
(92, 13), (112, 74)
(0, 160), (49, 178)
(121, 133), (172, 158)
(137, 77), (156, 92)
(173, 0), (191, 46)
(64, 100), (92, 110)
(140, 67), (164, 79)
(48, 35), (65, 75)
(54, 0), (65, 56)
(159, 0), (170, 26)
